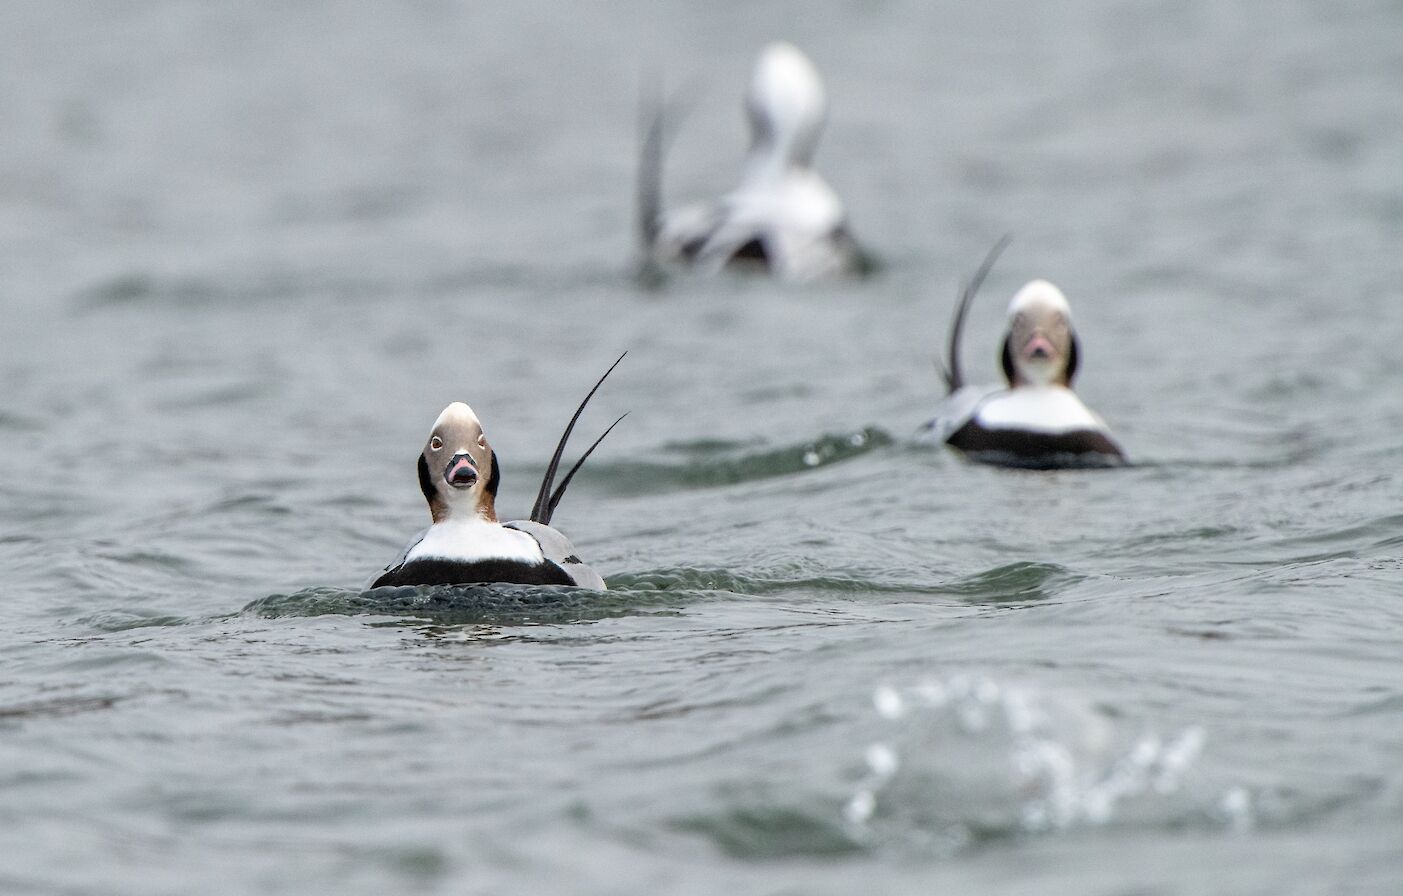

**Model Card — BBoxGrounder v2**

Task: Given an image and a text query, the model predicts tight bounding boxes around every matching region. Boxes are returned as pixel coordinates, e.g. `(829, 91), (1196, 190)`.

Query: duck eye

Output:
(430, 436), (443, 451)
(477, 434), (487, 448)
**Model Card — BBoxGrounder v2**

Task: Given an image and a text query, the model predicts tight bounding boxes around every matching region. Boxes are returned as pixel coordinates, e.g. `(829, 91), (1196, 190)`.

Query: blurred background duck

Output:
(637, 42), (869, 282)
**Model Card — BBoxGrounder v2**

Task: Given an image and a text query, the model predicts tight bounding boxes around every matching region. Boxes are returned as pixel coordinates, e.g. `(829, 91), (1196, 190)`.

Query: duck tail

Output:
(636, 78), (666, 263)
(545, 413), (628, 522)
(530, 353), (627, 526)
(942, 234), (1011, 393)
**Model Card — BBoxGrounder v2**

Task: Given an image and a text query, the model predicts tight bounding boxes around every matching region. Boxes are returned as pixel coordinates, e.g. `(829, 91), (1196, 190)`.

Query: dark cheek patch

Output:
(1000, 335), (1016, 385)
(418, 453), (449, 522)
(485, 450), (501, 498)
(417, 454), (436, 504)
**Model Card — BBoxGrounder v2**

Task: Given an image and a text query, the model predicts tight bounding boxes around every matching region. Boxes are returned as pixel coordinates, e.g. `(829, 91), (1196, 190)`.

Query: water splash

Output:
(845, 677), (1251, 844)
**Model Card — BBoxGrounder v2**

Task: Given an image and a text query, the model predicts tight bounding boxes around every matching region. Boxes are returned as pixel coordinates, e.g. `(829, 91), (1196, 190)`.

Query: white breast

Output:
(405, 517), (546, 565)
(974, 387), (1107, 434)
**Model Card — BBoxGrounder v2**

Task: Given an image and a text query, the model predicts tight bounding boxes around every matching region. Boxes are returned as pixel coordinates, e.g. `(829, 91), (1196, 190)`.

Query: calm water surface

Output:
(3, 1), (1402, 893)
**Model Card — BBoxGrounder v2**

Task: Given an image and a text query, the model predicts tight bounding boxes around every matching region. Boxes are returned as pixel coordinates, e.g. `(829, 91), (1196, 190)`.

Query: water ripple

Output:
(672, 804), (864, 859)
(245, 584), (689, 626)
(942, 562), (1079, 604)
(0, 694), (123, 721)
(584, 428), (894, 494)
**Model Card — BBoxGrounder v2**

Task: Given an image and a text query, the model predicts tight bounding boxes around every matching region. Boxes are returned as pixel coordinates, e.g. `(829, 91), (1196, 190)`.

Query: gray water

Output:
(3, 1), (1403, 893)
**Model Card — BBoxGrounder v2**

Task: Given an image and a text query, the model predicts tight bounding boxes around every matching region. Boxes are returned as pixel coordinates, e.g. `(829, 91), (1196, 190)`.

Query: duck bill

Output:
(1022, 332), (1056, 363)
(444, 453), (479, 488)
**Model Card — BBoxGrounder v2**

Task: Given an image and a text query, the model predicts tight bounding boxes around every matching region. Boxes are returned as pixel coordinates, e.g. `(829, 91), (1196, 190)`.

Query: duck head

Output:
(417, 402), (501, 523)
(1000, 280), (1080, 388)
(745, 42), (827, 170)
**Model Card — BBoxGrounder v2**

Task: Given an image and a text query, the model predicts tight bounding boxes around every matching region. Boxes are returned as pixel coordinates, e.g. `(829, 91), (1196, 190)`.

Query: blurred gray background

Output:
(2, 2), (1401, 894)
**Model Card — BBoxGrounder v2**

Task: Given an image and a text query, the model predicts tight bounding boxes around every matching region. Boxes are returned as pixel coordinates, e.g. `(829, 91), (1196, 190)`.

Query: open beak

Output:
(443, 452), (478, 488)
(1022, 332), (1056, 362)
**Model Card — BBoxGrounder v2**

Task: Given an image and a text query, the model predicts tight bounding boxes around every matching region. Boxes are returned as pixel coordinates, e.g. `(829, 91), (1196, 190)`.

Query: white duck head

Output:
(1000, 280), (1081, 388)
(745, 42), (828, 173)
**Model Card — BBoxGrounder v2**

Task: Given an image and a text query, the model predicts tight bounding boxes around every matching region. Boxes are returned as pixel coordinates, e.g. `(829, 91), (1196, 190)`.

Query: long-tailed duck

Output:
(637, 42), (868, 282)
(924, 240), (1126, 469)
(368, 357), (626, 589)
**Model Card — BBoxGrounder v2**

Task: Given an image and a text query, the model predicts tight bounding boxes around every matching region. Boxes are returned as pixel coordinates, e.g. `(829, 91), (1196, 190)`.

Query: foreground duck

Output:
(637, 41), (866, 282)
(368, 357), (625, 589)
(924, 240), (1126, 469)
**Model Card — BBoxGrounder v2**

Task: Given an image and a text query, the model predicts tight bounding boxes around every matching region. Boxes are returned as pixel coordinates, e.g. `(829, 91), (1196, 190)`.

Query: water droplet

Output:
(844, 790), (875, 824)
(1220, 786), (1253, 830)
(865, 742), (899, 777)
(873, 685), (905, 719)
(913, 680), (947, 707)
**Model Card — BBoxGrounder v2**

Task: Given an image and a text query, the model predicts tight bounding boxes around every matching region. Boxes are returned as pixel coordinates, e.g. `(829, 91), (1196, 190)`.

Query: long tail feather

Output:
(636, 81), (666, 262)
(530, 353), (627, 525)
(942, 234), (1011, 393)
(636, 79), (704, 284)
(544, 413), (628, 523)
